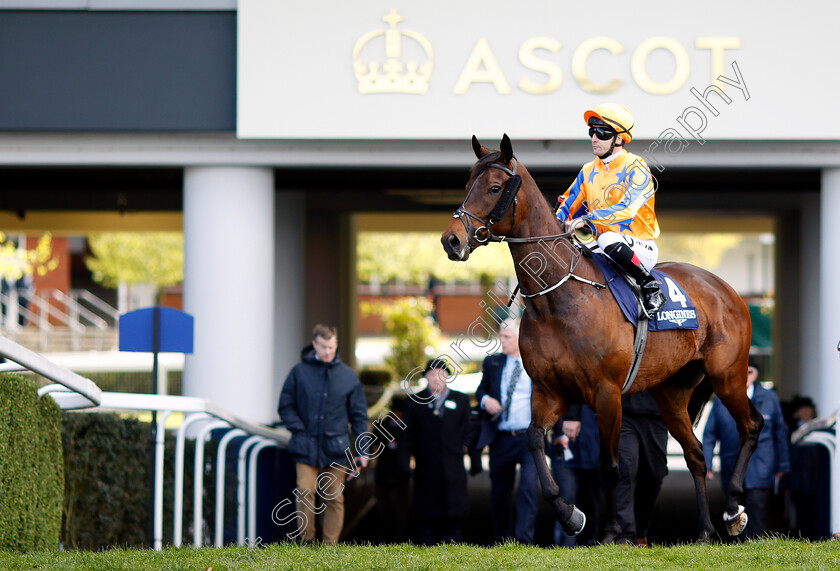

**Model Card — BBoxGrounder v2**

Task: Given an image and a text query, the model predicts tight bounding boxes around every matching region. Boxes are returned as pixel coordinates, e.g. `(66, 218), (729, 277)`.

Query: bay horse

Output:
(441, 135), (764, 542)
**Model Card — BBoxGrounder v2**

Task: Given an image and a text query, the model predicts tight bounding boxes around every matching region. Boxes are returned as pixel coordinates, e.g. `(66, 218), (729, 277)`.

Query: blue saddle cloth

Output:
(591, 253), (699, 331)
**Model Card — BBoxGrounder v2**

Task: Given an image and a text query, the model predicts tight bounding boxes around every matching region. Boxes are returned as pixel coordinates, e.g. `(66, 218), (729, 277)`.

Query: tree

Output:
(361, 296), (441, 381)
(357, 232), (515, 285)
(85, 233), (183, 311)
(0, 232), (58, 281)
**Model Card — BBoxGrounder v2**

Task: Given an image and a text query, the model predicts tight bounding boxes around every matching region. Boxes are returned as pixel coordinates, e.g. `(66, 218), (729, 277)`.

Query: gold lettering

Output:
(696, 37), (741, 88)
(518, 37), (562, 95)
(571, 37), (623, 94)
(454, 38), (511, 95)
(632, 37), (690, 94)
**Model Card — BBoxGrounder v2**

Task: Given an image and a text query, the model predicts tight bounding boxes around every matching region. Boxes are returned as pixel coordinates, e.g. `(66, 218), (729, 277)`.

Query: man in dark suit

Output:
(400, 359), (470, 545)
(613, 391), (669, 546)
(475, 318), (539, 544)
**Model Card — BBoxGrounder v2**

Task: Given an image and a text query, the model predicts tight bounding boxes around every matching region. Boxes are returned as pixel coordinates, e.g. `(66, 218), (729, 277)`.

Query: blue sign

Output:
(119, 306), (194, 354)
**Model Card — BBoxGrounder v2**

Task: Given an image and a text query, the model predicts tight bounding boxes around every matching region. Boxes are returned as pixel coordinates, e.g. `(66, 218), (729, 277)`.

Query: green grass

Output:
(1, 538), (838, 570)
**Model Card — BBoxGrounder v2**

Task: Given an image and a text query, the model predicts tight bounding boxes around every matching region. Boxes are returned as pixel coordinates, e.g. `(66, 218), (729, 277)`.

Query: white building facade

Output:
(0, 0), (837, 421)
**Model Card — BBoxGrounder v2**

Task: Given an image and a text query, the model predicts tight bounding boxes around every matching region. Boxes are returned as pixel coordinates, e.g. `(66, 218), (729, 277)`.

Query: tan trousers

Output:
(295, 462), (347, 545)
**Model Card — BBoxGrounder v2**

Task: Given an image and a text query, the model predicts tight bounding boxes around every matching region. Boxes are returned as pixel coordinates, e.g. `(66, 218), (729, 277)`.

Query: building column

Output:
(274, 191), (306, 408)
(800, 193), (821, 404)
(774, 214), (800, 400)
(183, 167), (275, 423)
(304, 208), (358, 368)
(820, 170), (840, 414)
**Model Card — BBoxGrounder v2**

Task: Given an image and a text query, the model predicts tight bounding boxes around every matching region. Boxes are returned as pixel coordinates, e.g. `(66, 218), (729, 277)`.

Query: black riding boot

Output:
(603, 242), (666, 316)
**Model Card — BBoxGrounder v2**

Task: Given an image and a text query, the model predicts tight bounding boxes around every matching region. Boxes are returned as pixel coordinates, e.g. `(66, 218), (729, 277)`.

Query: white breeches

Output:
(596, 231), (659, 272)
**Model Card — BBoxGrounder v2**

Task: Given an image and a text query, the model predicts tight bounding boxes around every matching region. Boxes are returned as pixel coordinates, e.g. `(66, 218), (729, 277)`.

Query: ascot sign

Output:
(354, 10), (739, 97)
(237, 1), (782, 140)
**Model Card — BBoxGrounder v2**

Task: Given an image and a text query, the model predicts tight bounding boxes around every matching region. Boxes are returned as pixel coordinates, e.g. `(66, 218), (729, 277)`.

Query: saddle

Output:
(590, 253), (699, 332)
(575, 243), (699, 393)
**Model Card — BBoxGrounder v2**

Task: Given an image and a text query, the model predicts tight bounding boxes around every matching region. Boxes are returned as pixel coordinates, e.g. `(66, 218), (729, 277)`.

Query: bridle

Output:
(452, 159), (568, 245)
(451, 158), (605, 298)
(452, 159), (521, 245)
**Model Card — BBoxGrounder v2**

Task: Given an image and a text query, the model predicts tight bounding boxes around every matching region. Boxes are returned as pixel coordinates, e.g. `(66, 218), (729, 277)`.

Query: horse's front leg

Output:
(595, 383), (623, 544)
(527, 388), (585, 536)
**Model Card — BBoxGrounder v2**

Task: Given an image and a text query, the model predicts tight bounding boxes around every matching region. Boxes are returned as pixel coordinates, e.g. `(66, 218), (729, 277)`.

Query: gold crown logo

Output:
(353, 10), (434, 95)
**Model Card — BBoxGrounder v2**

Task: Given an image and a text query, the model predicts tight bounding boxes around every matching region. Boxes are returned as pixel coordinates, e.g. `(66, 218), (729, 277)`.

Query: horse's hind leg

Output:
(526, 387), (585, 536)
(709, 376), (764, 534)
(649, 373), (716, 543)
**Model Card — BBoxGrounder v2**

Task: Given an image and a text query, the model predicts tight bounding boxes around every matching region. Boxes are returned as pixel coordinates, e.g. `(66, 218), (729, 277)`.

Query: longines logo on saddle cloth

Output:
(590, 250), (699, 331)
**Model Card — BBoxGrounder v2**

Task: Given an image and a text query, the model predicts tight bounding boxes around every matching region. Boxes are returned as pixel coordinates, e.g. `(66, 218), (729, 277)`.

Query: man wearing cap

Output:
(703, 358), (791, 539)
(556, 103), (666, 316)
(475, 318), (539, 544)
(400, 358), (470, 545)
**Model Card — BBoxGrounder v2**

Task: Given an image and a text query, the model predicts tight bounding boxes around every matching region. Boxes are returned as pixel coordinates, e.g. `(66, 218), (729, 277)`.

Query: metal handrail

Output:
(50, 289), (109, 329)
(215, 428), (248, 547)
(791, 410), (840, 536)
(0, 291), (49, 331)
(193, 420), (232, 548)
(0, 337), (101, 405)
(237, 436), (266, 546)
(71, 289), (121, 322)
(18, 290), (85, 333)
(37, 387), (290, 549)
(1, 333), (288, 550)
(247, 440), (280, 543)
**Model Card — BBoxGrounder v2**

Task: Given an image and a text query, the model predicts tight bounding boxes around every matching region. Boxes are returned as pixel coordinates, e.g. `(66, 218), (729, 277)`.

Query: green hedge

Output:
(61, 413), (149, 550)
(61, 413), (223, 550)
(0, 373), (64, 552)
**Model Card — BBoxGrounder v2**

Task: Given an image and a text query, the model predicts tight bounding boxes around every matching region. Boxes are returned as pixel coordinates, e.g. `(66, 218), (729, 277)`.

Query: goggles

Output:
(589, 126), (617, 141)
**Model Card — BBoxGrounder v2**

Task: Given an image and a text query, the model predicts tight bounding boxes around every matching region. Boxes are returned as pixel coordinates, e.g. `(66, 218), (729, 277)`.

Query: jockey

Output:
(555, 103), (667, 316)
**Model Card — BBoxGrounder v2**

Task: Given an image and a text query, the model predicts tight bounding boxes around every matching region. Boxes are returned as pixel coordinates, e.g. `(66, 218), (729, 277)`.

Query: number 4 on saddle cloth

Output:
(591, 253), (699, 331)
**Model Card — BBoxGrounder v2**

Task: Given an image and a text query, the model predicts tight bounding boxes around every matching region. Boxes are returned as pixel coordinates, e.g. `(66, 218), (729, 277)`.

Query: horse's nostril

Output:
(447, 234), (460, 250)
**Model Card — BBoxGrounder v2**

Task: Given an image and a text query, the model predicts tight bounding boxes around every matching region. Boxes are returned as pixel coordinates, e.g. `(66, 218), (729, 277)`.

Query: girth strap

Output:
(622, 294), (650, 394)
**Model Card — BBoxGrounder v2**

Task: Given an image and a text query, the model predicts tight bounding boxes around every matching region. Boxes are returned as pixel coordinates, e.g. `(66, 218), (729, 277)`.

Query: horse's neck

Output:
(508, 185), (601, 316)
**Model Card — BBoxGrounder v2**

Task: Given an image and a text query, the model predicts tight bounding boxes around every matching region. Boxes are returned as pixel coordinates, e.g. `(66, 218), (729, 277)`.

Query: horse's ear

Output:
(500, 133), (514, 163)
(472, 135), (487, 159)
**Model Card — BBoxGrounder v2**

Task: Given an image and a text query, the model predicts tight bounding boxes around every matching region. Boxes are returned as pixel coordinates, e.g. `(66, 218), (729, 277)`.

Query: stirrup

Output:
(644, 291), (666, 315)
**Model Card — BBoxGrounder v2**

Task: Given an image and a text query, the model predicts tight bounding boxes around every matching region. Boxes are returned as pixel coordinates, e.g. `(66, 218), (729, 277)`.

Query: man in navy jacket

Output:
(703, 359), (790, 539)
(278, 324), (369, 545)
(475, 318), (539, 544)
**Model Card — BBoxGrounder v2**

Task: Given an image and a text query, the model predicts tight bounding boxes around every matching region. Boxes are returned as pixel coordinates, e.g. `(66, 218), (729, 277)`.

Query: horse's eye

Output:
(489, 184), (502, 194)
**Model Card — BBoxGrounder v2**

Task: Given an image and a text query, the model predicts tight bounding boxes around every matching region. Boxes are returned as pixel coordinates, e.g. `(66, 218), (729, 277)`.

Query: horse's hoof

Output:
(723, 505), (748, 536)
(695, 528), (714, 543)
(602, 532), (619, 545)
(561, 505), (586, 536)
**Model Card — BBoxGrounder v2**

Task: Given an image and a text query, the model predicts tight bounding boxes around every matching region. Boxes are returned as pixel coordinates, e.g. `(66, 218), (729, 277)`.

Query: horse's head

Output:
(441, 134), (523, 261)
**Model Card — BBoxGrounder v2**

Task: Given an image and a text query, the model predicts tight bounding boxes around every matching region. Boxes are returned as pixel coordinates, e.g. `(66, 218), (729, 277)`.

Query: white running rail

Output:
(790, 410), (840, 537)
(0, 335), (289, 551)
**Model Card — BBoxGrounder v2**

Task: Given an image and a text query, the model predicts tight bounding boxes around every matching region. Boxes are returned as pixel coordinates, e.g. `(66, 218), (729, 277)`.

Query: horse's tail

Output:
(687, 376), (713, 428)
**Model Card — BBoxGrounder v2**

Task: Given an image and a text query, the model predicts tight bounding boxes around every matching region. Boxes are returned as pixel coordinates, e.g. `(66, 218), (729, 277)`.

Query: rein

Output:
(453, 160), (606, 299)
(518, 250), (606, 299)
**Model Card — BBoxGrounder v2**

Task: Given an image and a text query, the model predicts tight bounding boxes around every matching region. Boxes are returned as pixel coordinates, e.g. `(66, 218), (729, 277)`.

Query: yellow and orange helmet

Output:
(584, 103), (635, 143)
